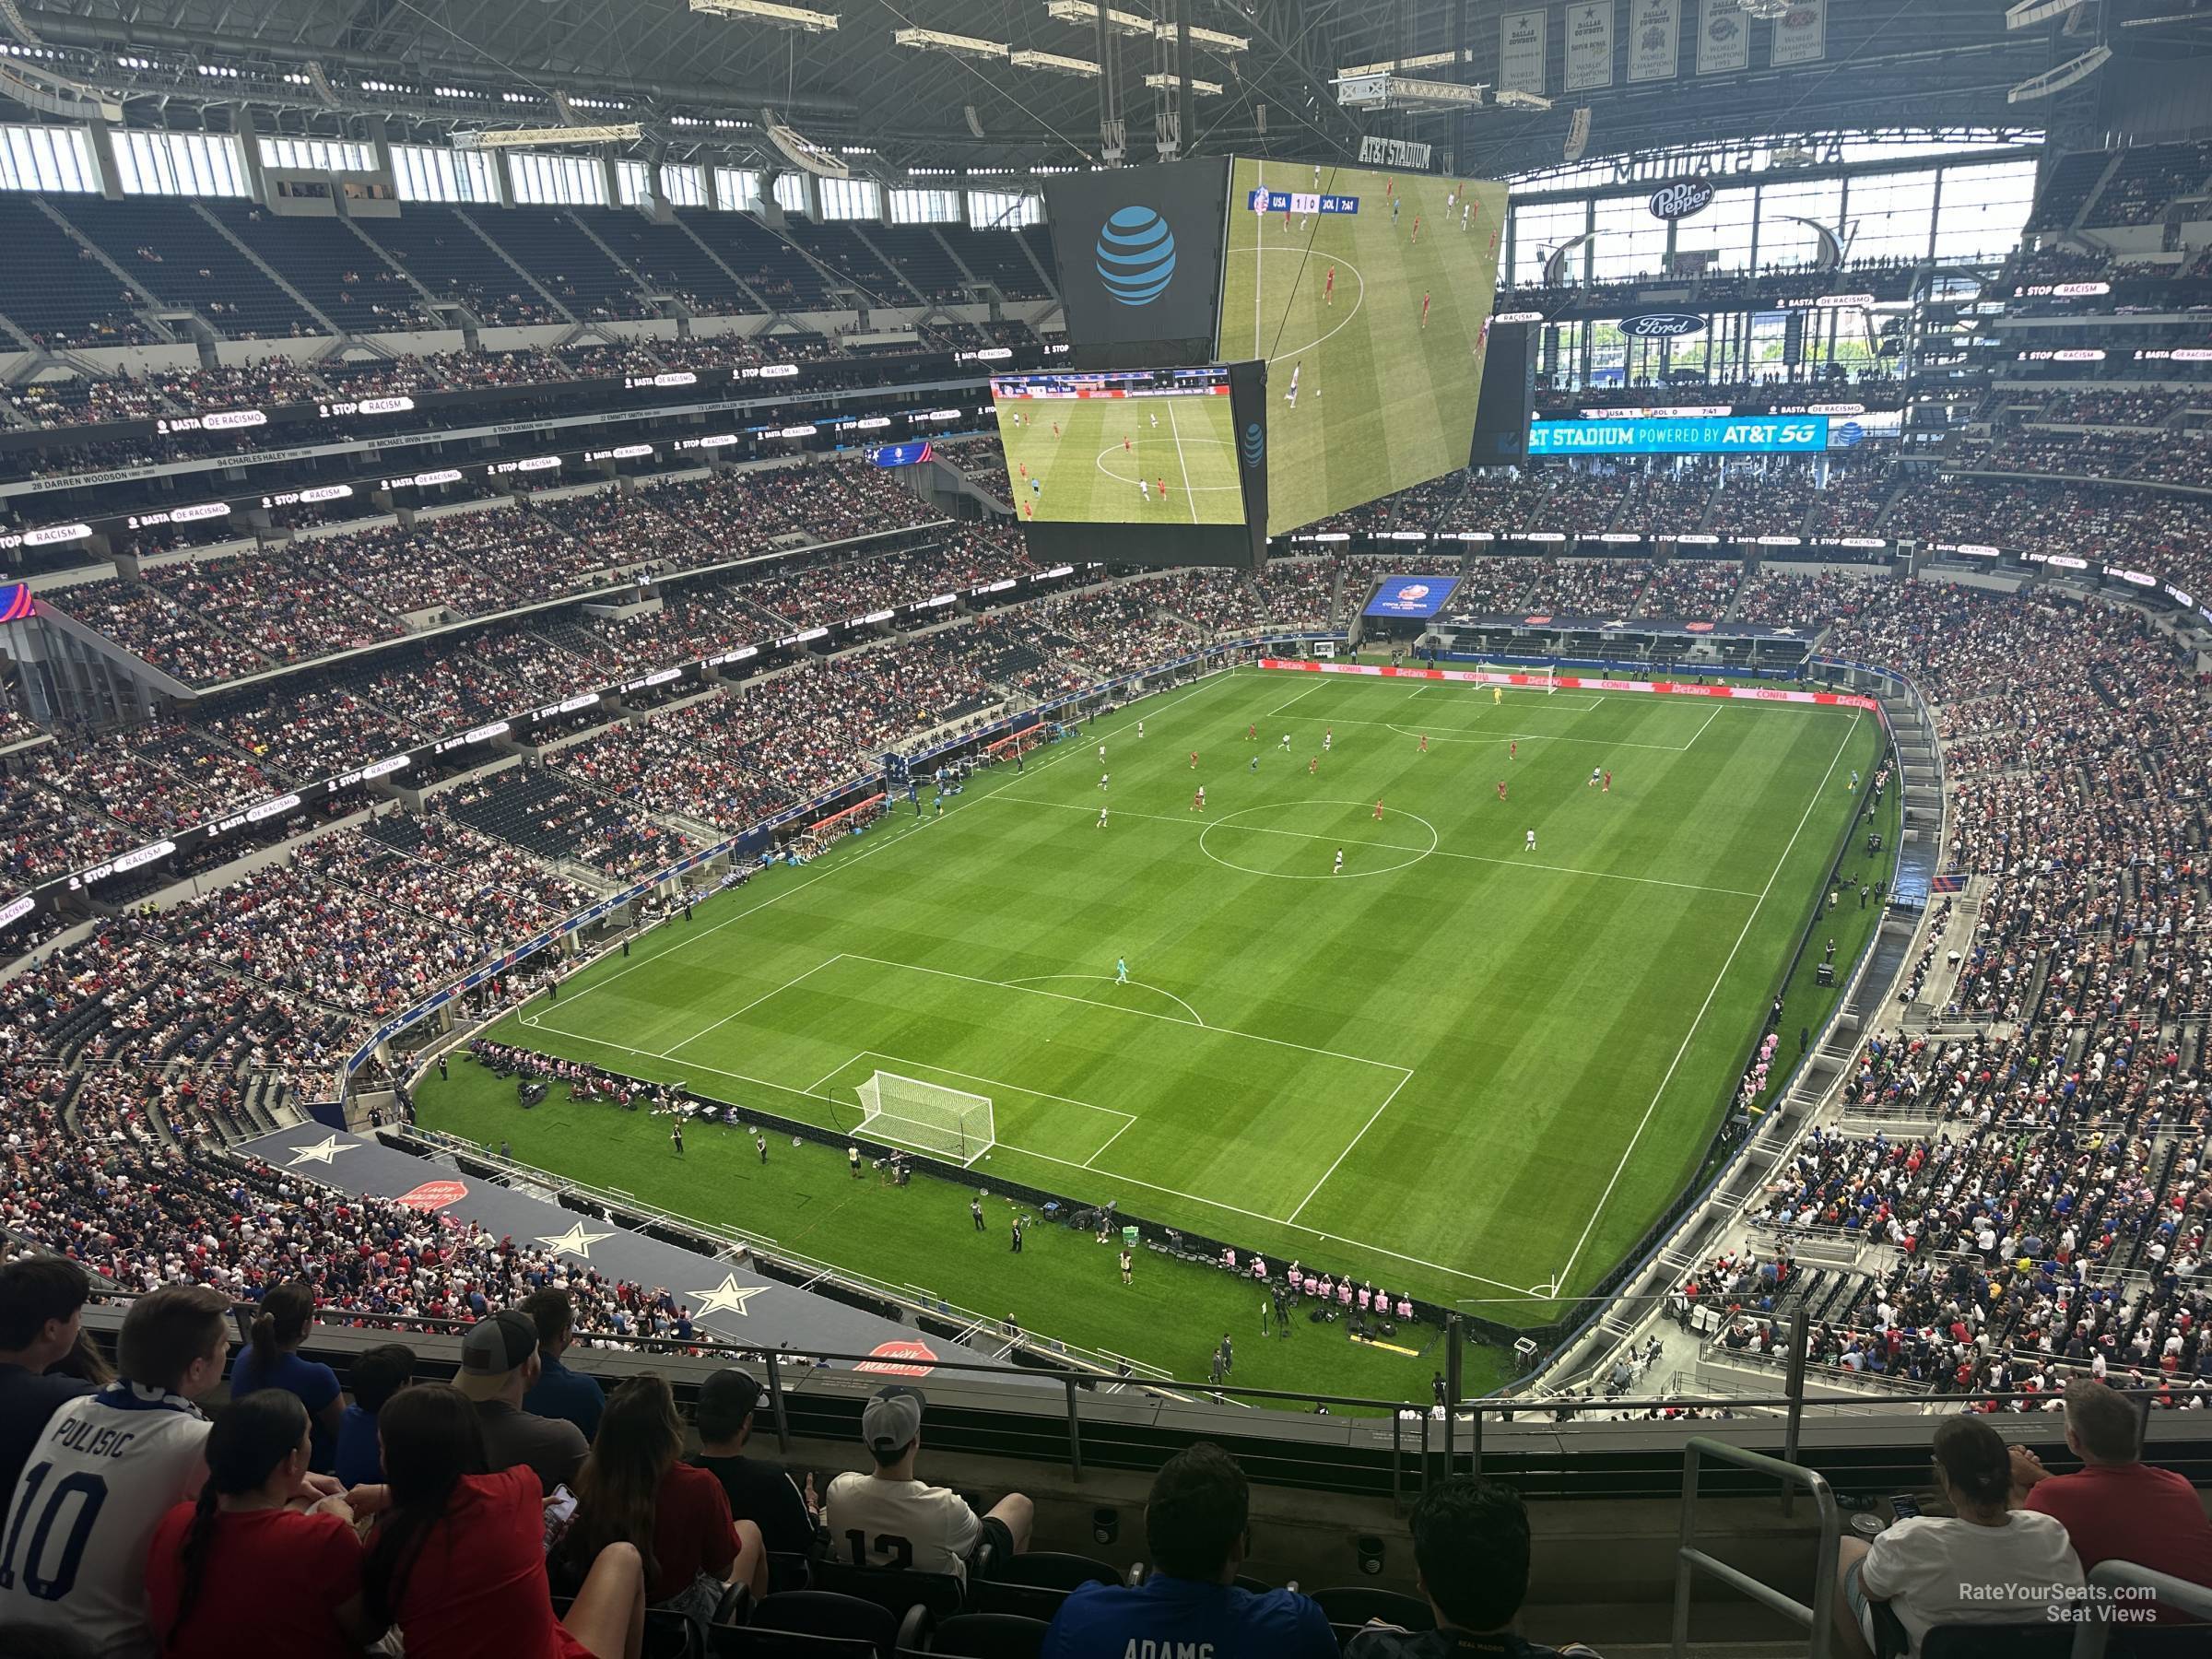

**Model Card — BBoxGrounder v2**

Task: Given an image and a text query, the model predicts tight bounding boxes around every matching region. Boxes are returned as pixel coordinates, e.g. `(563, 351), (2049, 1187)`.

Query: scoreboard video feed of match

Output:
(991, 367), (1245, 526)
(1216, 159), (1508, 537)
(991, 362), (1272, 569)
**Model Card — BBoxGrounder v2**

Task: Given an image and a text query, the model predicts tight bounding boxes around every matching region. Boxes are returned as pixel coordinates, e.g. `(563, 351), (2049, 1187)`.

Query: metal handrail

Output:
(2069, 1560), (2212, 1658)
(1672, 1436), (1839, 1659)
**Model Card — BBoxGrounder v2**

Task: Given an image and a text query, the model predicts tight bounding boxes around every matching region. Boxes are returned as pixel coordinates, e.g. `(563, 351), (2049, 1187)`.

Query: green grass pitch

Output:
(416, 666), (1883, 1393)
(1217, 161), (1508, 537)
(994, 390), (1243, 524)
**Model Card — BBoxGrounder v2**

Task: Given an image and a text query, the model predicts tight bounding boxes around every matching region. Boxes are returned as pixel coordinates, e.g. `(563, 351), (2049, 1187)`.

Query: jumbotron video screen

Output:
(1217, 159), (1508, 536)
(991, 366), (1244, 525)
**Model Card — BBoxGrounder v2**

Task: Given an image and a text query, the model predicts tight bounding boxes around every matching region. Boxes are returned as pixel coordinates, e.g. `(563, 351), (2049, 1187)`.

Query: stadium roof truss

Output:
(0, 0), (2200, 176)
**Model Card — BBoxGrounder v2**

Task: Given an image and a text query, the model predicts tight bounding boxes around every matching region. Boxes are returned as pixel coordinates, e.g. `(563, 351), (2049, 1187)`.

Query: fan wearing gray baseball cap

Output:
(821, 1386), (1033, 1583)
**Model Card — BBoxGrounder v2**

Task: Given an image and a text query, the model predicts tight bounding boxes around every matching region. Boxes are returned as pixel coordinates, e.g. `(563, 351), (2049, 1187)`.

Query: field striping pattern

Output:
(434, 666), (1879, 1316)
(1218, 160), (1507, 536)
(996, 389), (1243, 524)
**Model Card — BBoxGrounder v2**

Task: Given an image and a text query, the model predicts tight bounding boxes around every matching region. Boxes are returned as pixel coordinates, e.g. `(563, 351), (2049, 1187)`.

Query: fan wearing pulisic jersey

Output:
(0, 1285), (314, 1659)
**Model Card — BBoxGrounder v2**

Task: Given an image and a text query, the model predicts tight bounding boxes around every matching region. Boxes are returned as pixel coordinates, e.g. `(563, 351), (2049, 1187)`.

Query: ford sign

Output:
(1648, 178), (1715, 221)
(1619, 312), (1706, 339)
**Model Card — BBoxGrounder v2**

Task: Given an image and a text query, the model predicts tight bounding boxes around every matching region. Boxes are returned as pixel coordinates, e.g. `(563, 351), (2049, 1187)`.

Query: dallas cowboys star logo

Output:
(689, 1274), (768, 1319)
(535, 1220), (616, 1260)
(287, 1135), (357, 1167)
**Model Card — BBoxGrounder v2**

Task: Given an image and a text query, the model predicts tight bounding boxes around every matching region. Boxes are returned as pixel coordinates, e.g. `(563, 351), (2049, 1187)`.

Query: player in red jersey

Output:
(1372, 799), (1384, 821)
(1191, 786), (1206, 812)
(1420, 291), (1430, 330)
(1324, 265), (1335, 305)
(1309, 755), (1319, 776)
(1411, 215), (1420, 244)
(1189, 750), (1199, 769)
(1497, 780), (1508, 802)
(1418, 734), (1428, 753)
(1603, 771), (1612, 793)
(1511, 740), (1518, 760)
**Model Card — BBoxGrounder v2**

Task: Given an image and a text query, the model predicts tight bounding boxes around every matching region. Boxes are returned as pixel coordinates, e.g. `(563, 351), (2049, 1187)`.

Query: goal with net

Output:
(854, 1070), (996, 1164)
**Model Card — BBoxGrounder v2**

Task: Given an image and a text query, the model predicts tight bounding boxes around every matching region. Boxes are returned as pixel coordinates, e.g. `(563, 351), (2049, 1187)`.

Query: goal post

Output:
(854, 1070), (996, 1164)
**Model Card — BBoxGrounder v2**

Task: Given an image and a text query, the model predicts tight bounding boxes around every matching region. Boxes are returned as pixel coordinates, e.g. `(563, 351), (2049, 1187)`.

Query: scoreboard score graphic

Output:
(1247, 189), (1361, 218)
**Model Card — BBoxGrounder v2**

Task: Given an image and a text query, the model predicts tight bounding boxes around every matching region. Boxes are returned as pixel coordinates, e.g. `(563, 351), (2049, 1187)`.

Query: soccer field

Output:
(996, 391), (1243, 524)
(1218, 161), (1507, 535)
(418, 665), (1884, 1362)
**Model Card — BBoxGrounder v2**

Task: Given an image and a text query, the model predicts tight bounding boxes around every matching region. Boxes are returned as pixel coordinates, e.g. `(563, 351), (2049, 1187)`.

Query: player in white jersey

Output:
(1285, 360), (1301, 408)
(1333, 848), (1344, 876)
(1525, 829), (1537, 853)
(1136, 720), (1145, 738)
(1149, 412), (1159, 429)
(0, 1286), (274, 1656)
(1098, 806), (1108, 829)
(1139, 478), (1150, 502)
(1590, 766), (1602, 788)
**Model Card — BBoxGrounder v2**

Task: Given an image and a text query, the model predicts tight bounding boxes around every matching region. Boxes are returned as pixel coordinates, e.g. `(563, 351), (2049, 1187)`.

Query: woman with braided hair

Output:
(144, 1390), (370, 1659)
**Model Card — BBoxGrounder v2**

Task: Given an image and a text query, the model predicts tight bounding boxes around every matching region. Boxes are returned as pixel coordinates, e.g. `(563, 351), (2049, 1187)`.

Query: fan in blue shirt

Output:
(1042, 1443), (1335, 1659)
(333, 1341), (415, 1487)
(227, 1282), (342, 1470)
(518, 1287), (606, 1442)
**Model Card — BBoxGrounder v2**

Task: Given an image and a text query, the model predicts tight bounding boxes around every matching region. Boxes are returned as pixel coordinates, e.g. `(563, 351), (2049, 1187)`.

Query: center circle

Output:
(1222, 246), (1368, 365)
(1096, 435), (1241, 491)
(1197, 799), (1438, 881)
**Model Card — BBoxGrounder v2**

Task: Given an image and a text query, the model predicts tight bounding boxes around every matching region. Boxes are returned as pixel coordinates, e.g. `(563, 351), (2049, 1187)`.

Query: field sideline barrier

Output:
(1256, 657), (1882, 713)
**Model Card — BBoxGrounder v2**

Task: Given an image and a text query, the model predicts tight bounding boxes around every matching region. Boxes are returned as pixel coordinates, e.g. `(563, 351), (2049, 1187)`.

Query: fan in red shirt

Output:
(146, 1393), (368, 1659)
(358, 1383), (645, 1659)
(560, 1374), (767, 1618)
(2012, 1380), (2212, 1621)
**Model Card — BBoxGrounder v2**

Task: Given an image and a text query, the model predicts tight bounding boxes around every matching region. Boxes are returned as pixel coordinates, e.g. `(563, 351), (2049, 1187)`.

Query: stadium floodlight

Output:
(1144, 72), (1223, 95)
(1492, 88), (1552, 110)
(2007, 44), (2109, 101)
(855, 1070), (996, 1164)
(1046, 1), (1154, 39)
(2005, 0), (2077, 26)
(453, 123), (641, 148)
(1009, 48), (1100, 76)
(1153, 21), (1247, 52)
(688, 0), (839, 29)
(892, 27), (1008, 60)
